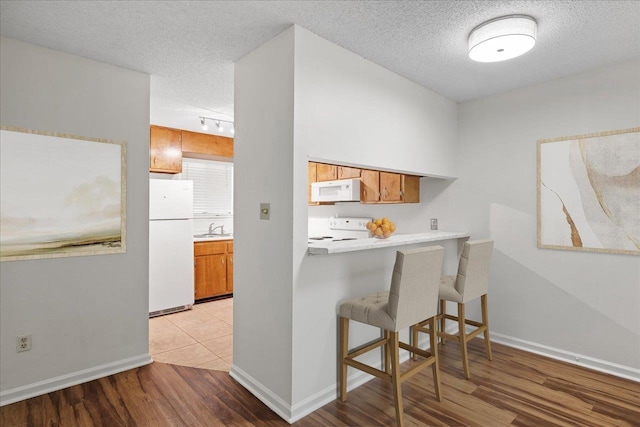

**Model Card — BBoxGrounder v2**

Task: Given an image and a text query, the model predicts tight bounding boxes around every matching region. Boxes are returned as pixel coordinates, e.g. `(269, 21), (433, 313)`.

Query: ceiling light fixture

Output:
(199, 116), (234, 135)
(468, 15), (537, 63)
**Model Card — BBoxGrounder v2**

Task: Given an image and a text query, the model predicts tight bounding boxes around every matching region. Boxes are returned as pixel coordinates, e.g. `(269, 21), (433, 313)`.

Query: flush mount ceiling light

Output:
(199, 116), (234, 134)
(468, 15), (537, 63)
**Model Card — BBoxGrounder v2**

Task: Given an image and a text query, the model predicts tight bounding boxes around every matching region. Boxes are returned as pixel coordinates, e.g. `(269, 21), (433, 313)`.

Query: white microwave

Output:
(311, 178), (361, 202)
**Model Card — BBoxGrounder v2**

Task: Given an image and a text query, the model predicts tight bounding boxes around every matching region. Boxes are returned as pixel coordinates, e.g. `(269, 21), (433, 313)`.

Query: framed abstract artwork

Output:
(537, 127), (639, 255)
(0, 128), (126, 261)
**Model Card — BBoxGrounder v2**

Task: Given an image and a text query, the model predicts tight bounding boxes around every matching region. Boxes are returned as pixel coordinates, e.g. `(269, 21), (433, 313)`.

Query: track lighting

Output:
(198, 116), (234, 135)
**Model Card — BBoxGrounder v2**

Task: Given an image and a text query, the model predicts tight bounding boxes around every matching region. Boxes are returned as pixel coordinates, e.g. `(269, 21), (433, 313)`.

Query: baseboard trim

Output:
(229, 364), (293, 422)
(491, 332), (640, 382)
(231, 335), (433, 424)
(0, 353), (153, 407)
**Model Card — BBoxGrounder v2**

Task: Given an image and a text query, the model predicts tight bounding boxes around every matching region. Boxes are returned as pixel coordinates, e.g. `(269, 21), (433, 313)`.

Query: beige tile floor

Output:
(149, 297), (233, 371)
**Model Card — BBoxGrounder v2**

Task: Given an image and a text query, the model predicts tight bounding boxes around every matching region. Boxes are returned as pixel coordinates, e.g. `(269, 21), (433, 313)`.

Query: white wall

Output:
(0, 37), (151, 404)
(452, 60), (640, 376)
(295, 28), (458, 179)
(231, 26), (296, 409)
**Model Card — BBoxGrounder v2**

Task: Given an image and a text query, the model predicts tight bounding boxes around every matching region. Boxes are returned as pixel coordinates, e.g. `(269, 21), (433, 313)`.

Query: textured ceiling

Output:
(1, 1), (639, 135)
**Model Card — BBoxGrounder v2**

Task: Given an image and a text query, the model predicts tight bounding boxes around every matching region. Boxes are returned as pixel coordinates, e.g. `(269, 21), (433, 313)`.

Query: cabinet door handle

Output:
(222, 258), (225, 265)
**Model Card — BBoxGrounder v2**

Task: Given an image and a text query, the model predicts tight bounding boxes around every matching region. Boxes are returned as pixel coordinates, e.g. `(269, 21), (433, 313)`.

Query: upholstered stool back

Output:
(389, 246), (444, 331)
(453, 240), (493, 303)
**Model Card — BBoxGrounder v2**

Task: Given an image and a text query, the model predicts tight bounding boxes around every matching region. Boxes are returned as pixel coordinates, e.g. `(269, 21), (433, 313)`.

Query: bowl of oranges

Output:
(366, 217), (396, 239)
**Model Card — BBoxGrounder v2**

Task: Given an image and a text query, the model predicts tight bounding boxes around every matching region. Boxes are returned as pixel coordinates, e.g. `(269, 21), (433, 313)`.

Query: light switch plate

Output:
(260, 203), (270, 220)
(430, 218), (438, 230)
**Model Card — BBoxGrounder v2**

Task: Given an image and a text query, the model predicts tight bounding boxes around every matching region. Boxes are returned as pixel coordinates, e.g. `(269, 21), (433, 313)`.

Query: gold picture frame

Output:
(537, 127), (639, 255)
(0, 127), (126, 261)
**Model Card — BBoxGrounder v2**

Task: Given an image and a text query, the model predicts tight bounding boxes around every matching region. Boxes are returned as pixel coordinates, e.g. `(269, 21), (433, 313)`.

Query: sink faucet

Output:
(209, 224), (225, 235)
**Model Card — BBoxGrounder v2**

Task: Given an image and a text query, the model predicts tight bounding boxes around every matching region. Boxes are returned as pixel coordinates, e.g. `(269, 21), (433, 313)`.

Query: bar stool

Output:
(338, 246), (444, 427)
(415, 240), (494, 379)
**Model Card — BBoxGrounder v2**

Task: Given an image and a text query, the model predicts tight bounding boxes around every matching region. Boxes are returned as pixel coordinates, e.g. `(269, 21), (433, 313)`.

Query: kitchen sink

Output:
(194, 233), (233, 238)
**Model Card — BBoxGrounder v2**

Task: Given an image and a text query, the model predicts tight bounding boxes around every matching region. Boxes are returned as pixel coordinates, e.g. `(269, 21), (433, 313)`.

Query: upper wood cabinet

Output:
(380, 172), (402, 202)
(316, 164), (337, 181)
(307, 161), (420, 205)
(401, 175), (420, 203)
(308, 162), (318, 205)
(337, 166), (361, 179)
(150, 125), (182, 173)
(359, 169), (420, 204)
(150, 125), (234, 173)
(182, 130), (233, 158)
(360, 169), (381, 203)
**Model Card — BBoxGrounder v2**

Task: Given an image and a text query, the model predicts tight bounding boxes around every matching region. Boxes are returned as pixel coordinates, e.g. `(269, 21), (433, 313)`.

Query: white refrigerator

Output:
(149, 179), (194, 316)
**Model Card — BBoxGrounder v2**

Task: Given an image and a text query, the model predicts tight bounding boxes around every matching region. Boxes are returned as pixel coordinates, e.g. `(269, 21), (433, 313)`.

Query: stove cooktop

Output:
(308, 236), (359, 242)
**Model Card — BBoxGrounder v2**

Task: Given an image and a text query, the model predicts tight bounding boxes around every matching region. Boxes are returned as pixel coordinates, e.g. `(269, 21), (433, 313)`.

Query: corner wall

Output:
(453, 59), (640, 377)
(231, 26), (296, 414)
(0, 37), (151, 404)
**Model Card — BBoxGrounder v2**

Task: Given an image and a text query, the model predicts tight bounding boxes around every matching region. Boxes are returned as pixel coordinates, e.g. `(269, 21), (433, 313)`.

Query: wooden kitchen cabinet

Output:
(380, 172), (402, 202)
(308, 162), (317, 205)
(316, 163), (337, 181)
(308, 161), (420, 205)
(360, 170), (420, 204)
(150, 125), (182, 173)
(401, 175), (420, 203)
(360, 169), (381, 203)
(226, 242), (233, 293)
(194, 240), (233, 300)
(182, 130), (233, 158)
(337, 166), (361, 179)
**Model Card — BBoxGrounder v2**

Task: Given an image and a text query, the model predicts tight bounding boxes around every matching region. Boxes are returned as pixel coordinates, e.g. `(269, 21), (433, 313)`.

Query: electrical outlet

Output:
(16, 334), (32, 352)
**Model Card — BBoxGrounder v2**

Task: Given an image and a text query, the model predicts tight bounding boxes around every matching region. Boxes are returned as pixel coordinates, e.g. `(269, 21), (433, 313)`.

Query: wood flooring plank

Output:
(1, 341), (638, 426)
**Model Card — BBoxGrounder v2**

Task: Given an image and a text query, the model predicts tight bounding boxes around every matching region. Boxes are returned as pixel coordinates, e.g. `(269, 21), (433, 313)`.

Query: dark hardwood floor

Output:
(2, 340), (638, 426)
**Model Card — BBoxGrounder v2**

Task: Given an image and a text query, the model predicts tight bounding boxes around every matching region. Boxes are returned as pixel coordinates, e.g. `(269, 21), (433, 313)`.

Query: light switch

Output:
(260, 203), (270, 220)
(430, 218), (438, 230)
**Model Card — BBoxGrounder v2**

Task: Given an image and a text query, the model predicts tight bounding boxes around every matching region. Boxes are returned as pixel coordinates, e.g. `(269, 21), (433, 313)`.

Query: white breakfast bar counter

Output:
(307, 231), (470, 255)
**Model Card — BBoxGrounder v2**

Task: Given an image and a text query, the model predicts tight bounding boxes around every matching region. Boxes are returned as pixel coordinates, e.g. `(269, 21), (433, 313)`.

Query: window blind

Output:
(178, 158), (233, 217)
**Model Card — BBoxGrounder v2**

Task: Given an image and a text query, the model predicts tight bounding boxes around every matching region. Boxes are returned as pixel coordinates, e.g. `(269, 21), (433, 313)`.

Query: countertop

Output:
(193, 235), (234, 242)
(307, 231), (469, 255)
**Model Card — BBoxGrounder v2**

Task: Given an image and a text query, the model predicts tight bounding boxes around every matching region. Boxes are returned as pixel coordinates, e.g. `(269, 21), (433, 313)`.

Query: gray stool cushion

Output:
(339, 290), (395, 331)
(438, 275), (463, 303)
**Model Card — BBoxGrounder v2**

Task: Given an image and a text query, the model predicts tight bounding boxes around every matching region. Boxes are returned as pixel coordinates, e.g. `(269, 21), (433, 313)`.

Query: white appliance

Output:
(308, 216), (371, 242)
(311, 178), (360, 202)
(149, 179), (194, 316)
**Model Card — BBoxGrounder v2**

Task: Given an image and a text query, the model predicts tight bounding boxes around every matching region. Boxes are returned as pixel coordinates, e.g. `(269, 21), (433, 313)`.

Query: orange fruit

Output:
(381, 223), (390, 233)
(390, 223), (396, 232)
(374, 227), (383, 236)
(366, 221), (374, 230)
(383, 231), (392, 238)
(374, 219), (382, 226)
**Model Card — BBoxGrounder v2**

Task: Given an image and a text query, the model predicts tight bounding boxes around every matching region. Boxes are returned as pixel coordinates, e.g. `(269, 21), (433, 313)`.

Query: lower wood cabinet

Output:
(194, 240), (233, 300)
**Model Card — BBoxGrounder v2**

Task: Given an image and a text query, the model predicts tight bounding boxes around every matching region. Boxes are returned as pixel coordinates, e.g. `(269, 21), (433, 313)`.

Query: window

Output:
(177, 158), (233, 217)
